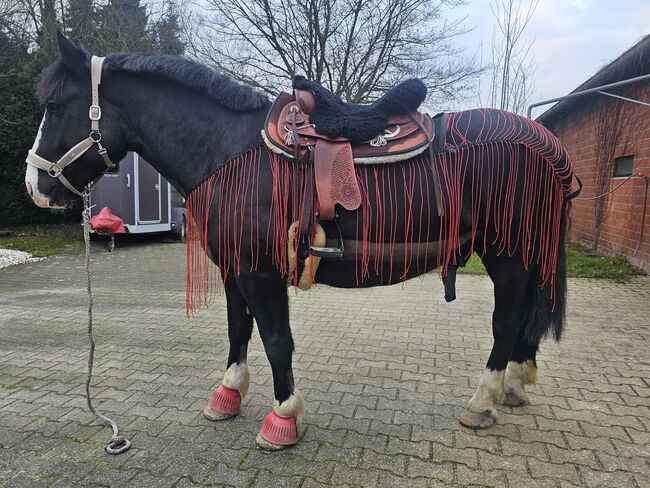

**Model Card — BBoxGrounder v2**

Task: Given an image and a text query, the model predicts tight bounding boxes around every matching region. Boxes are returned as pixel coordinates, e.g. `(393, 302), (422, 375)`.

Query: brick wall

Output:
(549, 83), (650, 271)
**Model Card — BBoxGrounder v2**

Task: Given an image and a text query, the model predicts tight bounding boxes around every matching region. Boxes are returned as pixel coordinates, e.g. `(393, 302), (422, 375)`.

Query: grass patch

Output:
(566, 244), (645, 281)
(457, 244), (645, 281)
(458, 254), (486, 275)
(0, 223), (82, 257)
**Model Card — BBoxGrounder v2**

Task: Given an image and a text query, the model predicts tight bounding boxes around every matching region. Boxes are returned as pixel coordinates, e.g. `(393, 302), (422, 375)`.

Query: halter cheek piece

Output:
(26, 56), (115, 197)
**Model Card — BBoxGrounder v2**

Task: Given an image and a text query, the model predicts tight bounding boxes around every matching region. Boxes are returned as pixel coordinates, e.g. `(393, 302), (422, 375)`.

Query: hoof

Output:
(459, 407), (497, 430)
(503, 389), (529, 407)
(203, 384), (241, 421)
(255, 411), (299, 451)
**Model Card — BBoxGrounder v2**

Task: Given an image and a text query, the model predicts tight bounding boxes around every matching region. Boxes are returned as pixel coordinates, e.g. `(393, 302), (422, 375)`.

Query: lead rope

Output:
(82, 190), (131, 455)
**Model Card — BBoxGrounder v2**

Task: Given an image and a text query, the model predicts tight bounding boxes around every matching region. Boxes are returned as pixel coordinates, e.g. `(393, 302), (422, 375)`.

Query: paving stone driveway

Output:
(1, 239), (649, 487)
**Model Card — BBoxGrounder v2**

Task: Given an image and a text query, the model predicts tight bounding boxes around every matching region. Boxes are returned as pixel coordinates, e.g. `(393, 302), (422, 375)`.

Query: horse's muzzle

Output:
(26, 182), (50, 208)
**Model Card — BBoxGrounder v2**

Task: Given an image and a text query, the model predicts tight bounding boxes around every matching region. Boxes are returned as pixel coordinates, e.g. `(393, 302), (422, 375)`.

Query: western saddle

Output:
(263, 76), (440, 258)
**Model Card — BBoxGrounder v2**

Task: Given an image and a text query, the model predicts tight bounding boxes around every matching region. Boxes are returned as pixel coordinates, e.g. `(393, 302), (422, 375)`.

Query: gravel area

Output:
(0, 249), (44, 269)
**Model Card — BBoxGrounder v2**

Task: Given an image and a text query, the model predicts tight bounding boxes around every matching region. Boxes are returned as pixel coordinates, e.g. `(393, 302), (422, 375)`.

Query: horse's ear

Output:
(56, 29), (90, 77)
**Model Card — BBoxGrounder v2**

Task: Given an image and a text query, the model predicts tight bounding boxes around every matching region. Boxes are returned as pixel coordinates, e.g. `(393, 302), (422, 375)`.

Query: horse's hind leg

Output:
(503, 332), (539, 407)
(459, 252), (530, 429)
(235, 272), (303, 450)
(204, 278), (253, 421)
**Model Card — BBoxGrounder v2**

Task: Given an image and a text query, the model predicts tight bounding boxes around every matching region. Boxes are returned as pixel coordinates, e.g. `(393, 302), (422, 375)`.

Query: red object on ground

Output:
(90, 207), (125, 234)
(207, 384), (242, 416)
(259, 410), (299, 446)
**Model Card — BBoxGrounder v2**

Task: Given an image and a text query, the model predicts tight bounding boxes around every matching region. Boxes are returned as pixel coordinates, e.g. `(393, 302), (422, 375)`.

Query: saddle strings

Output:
(184, 110), (572, 314)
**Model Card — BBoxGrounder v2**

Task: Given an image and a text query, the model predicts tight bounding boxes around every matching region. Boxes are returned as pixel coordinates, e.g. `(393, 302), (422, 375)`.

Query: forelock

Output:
(36, 58), (69, 103)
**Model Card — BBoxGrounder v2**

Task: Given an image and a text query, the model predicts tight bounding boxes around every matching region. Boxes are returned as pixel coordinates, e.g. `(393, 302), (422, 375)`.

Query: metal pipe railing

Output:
(527, 73), (650, 118)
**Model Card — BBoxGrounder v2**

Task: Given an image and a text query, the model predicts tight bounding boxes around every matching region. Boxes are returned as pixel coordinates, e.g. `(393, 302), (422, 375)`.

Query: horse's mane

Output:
(108, 53), (270, 111)
(37, 53), (271, 112)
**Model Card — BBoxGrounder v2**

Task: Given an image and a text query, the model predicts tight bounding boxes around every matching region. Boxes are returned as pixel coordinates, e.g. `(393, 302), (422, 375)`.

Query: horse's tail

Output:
(522, 199), (570, 345)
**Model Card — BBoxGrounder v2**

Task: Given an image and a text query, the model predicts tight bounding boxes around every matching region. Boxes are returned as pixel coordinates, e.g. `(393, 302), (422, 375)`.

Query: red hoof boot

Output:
(255, 411), (299, 450)
(203, 385), (241, 421)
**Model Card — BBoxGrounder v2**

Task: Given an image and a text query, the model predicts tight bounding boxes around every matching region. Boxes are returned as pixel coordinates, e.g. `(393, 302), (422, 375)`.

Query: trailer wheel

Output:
(107, 236), (115, 252)
(179, 216), (186, 243)
(172, 215), (186, 242)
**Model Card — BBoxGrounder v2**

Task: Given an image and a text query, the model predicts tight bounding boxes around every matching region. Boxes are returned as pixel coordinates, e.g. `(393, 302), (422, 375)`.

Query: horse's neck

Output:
(113, 76), (267, 196)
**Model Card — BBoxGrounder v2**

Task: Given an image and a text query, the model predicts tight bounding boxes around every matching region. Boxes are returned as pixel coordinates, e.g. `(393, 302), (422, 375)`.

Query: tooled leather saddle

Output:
(263, 76), (441, 257)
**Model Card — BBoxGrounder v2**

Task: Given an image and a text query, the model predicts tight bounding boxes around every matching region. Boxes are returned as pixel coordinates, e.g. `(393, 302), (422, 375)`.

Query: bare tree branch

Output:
(185, 0), (482, 104)
(487, 0), (538, 114)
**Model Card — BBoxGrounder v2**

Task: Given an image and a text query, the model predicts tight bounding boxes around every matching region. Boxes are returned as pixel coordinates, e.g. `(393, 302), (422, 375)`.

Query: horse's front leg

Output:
(236, 271), (303, 450)
(204, 277), (253, 421)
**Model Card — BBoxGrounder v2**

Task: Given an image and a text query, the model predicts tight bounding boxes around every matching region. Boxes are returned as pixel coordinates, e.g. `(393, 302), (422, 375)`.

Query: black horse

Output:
(25, 32), (577, 449)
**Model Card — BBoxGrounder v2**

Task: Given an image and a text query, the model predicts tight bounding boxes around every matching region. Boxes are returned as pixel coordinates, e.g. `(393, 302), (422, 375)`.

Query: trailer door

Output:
(135, 154), (162, 223)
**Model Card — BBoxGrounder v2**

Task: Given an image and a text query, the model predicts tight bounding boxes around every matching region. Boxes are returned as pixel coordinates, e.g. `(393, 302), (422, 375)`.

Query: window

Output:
(614, 155), (634, 178)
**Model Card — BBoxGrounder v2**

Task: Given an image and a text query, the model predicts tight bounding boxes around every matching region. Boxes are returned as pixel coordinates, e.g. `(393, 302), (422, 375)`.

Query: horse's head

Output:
(25, 31), (127, 208)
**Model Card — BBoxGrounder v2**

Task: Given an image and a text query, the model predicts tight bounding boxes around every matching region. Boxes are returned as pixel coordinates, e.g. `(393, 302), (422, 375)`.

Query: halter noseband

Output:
(26, 56), (115, 197)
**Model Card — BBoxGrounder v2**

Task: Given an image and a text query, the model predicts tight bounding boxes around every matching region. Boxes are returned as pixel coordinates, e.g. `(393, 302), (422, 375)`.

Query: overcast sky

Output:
(451, 0), (650, 116)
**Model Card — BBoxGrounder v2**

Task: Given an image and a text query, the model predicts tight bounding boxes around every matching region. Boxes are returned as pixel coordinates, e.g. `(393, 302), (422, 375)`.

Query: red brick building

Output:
(537, 36), (650, 272)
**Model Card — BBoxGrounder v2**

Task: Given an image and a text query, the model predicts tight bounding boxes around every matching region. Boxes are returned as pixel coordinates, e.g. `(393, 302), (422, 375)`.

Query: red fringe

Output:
(186, 110), (572, 314)
(185, 148), (314, 314)
(437, 110), (572, 298)
(186, 147), (264, 313)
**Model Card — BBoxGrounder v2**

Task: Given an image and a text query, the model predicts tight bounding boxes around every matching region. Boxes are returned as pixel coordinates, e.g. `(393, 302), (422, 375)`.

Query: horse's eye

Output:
(46, 101), (62, 113)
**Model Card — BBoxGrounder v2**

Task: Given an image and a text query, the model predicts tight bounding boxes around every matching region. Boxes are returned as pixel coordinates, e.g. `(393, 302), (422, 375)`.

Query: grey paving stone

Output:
(330, 464), (381, 486)
(456, 464), (508, 487)
(250, 469), (304, 488)
(578, 466), (638, 488)
(360, 449), (408, 476)
(1, 242), (649, 487)
(405, 457), (454, 483)
(377, 471), (430, 488)
(315, 443), (363, 467)
(528, 458), (581, 484)
(477, 450), (528, 473)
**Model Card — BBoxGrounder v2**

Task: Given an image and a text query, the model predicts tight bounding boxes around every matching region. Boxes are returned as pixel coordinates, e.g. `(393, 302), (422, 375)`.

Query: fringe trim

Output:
(437, 109), (573, 298)
(186, 110), (573, 314)
(185, 147), (317, 314)
(185, 147), (265, 313)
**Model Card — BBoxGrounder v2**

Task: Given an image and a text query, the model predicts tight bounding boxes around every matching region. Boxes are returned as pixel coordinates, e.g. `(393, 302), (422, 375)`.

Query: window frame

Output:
(613, 155), (634, 178)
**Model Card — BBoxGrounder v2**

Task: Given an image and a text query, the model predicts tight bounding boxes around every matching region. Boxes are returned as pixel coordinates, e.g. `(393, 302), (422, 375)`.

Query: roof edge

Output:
(536, 34), (650, 126)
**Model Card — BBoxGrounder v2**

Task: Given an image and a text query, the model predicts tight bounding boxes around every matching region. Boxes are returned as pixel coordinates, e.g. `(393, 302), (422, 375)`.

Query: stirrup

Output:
(309, 213), (344, 259)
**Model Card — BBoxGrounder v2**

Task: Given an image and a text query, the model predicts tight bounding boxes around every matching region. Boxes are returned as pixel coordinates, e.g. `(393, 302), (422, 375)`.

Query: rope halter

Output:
(26, 56), (115, 197)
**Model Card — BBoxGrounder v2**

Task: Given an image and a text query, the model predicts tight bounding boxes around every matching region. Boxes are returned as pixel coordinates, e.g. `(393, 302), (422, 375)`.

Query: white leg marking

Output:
(25, 112), (50, 207)
(273, 391), (304, 423)
(222, 362), (250, 398)
(504, 360), (537, 401)
(467, 369), (505, 416)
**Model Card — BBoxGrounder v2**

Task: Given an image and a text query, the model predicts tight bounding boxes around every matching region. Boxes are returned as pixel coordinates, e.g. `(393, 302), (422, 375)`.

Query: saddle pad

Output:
(263, 93), (434, 164)
(292, 76), (428, 143)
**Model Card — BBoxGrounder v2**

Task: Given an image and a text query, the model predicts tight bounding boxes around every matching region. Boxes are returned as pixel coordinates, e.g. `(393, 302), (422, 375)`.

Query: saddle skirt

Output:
(263, 89), (436, 221)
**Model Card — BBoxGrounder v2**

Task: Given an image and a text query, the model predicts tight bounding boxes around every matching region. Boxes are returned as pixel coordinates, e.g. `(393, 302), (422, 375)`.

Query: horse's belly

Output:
(314, 249), (440, 288)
